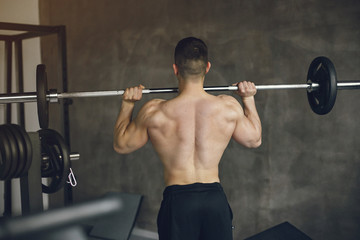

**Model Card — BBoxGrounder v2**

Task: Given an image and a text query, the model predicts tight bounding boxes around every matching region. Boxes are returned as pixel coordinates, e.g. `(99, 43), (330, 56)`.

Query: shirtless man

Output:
(113, 37), (262, 240)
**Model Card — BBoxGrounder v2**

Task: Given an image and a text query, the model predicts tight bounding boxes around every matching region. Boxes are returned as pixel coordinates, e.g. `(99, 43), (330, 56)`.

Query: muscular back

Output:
(144, 93), (241, 186)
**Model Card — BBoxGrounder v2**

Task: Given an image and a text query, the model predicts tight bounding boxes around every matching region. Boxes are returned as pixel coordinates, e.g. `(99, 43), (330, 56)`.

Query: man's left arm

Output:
(113, 85), (149, 154)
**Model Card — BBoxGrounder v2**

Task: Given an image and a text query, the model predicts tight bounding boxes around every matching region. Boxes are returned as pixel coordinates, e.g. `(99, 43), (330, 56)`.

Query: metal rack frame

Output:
(0, 22), (71, 216)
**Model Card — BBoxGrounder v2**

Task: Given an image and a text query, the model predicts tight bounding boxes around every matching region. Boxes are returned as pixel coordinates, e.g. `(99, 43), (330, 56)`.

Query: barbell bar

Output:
(0, 57), (359, 128)
(0, 84), (321, 103)
(51, 81), (360, 97)
(2, 81), (360, 104)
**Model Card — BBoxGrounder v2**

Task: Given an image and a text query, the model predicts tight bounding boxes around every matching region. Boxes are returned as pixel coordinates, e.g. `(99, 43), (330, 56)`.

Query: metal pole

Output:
(4, 39), (12, 218)
(0, 92), (37, 103)
(337, 81), (360, 90)
(57, 83), (318, 99)
(15, 39), (25, 127)
(2, 81), (360, 104)
(256, 83), (317, 90)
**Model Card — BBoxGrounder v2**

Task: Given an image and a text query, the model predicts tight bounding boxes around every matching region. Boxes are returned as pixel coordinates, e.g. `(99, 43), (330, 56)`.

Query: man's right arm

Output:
(232, 81), (262, 148)
(113, 85), (149, 154)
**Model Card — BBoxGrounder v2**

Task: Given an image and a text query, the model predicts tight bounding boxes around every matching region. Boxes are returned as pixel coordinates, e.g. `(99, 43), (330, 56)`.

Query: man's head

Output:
(174, 37), (210, 79)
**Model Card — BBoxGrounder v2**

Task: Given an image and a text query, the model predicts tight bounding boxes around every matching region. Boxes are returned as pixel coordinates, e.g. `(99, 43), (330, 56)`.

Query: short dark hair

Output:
(174, 37), (208, 78)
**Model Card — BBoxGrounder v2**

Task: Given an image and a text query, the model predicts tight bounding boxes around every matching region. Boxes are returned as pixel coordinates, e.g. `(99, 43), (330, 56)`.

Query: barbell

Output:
(0, 56), (359, 128)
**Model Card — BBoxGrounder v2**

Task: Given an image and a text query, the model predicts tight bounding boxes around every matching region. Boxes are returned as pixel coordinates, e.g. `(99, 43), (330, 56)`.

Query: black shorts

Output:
(157, 182), (233, 240)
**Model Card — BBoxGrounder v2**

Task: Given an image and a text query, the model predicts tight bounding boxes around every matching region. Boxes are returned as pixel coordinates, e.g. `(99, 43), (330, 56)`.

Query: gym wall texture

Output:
(39, 0), (360, 239)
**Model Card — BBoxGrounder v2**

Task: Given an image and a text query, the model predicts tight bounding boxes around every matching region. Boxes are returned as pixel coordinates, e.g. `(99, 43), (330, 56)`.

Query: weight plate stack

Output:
(0, 124), (33, 180)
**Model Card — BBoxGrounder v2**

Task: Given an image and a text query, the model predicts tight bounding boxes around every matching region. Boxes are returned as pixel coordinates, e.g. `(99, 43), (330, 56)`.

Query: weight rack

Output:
(0, 22), (71, 216)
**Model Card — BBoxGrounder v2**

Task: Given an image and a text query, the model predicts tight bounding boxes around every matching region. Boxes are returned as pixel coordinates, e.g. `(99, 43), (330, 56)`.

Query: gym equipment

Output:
(0, 124), (32, 180)
(0, 124), (79, 193)
(0, 126), (20, 180)
(307, 57), (338, 115)
(0, 57), (359, 126)
(244, 222), (312, 240)
(6, 124), (28, 178)
(11, 124), (33, 178)
(0, 126), (13, 180)
(36, 64), (49, 129)
(89, 193), (142, 240)
(0, 192), (123, 240)
(38, 128), (70, 194)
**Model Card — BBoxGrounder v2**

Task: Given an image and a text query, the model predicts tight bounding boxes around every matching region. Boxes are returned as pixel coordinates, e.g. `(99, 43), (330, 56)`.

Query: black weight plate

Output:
(0, 127), (11, 180)
(38, 128), (70, 194)
(307, 56), (337, 115)
(0, 127), (13, 180)
(0, 128), (6, 179)
(6, 124), (26, 178)
(10, 124), (32, 177)
(36, 64), (49, 129)
(43, 145), (63, 190)
(41, 142), (58, 177)
(1, 126), (19, 179)
(0, 149), (3, 179)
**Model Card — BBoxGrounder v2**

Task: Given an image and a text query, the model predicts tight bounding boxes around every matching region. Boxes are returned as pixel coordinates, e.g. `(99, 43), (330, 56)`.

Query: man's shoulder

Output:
(139, 99), (169, 126)
(216, 94), (240, 105)
(141, 98), (166, 114)
(144, 98), (166, 107)
(214, 94), (243, 116)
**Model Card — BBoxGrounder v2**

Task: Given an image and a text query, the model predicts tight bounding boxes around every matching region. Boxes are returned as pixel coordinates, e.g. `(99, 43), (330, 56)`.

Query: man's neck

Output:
(178, 76), (206, 95)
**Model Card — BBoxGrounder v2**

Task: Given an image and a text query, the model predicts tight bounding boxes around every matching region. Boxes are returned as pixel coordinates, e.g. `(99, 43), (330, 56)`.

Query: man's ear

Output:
(205, 62), (211, 74)
(173, 64), (179, 75)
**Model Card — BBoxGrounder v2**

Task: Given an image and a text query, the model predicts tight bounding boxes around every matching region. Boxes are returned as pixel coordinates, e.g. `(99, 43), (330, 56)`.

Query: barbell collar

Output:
(48, 89), (59, 103)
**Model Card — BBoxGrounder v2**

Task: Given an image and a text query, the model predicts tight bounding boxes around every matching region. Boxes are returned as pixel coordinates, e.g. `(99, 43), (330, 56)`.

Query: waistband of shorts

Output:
(163, 182), (223, 197)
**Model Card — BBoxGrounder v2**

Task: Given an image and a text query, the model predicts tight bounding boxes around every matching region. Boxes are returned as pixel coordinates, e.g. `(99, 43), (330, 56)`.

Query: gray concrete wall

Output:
(39, 0), (360, 239)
